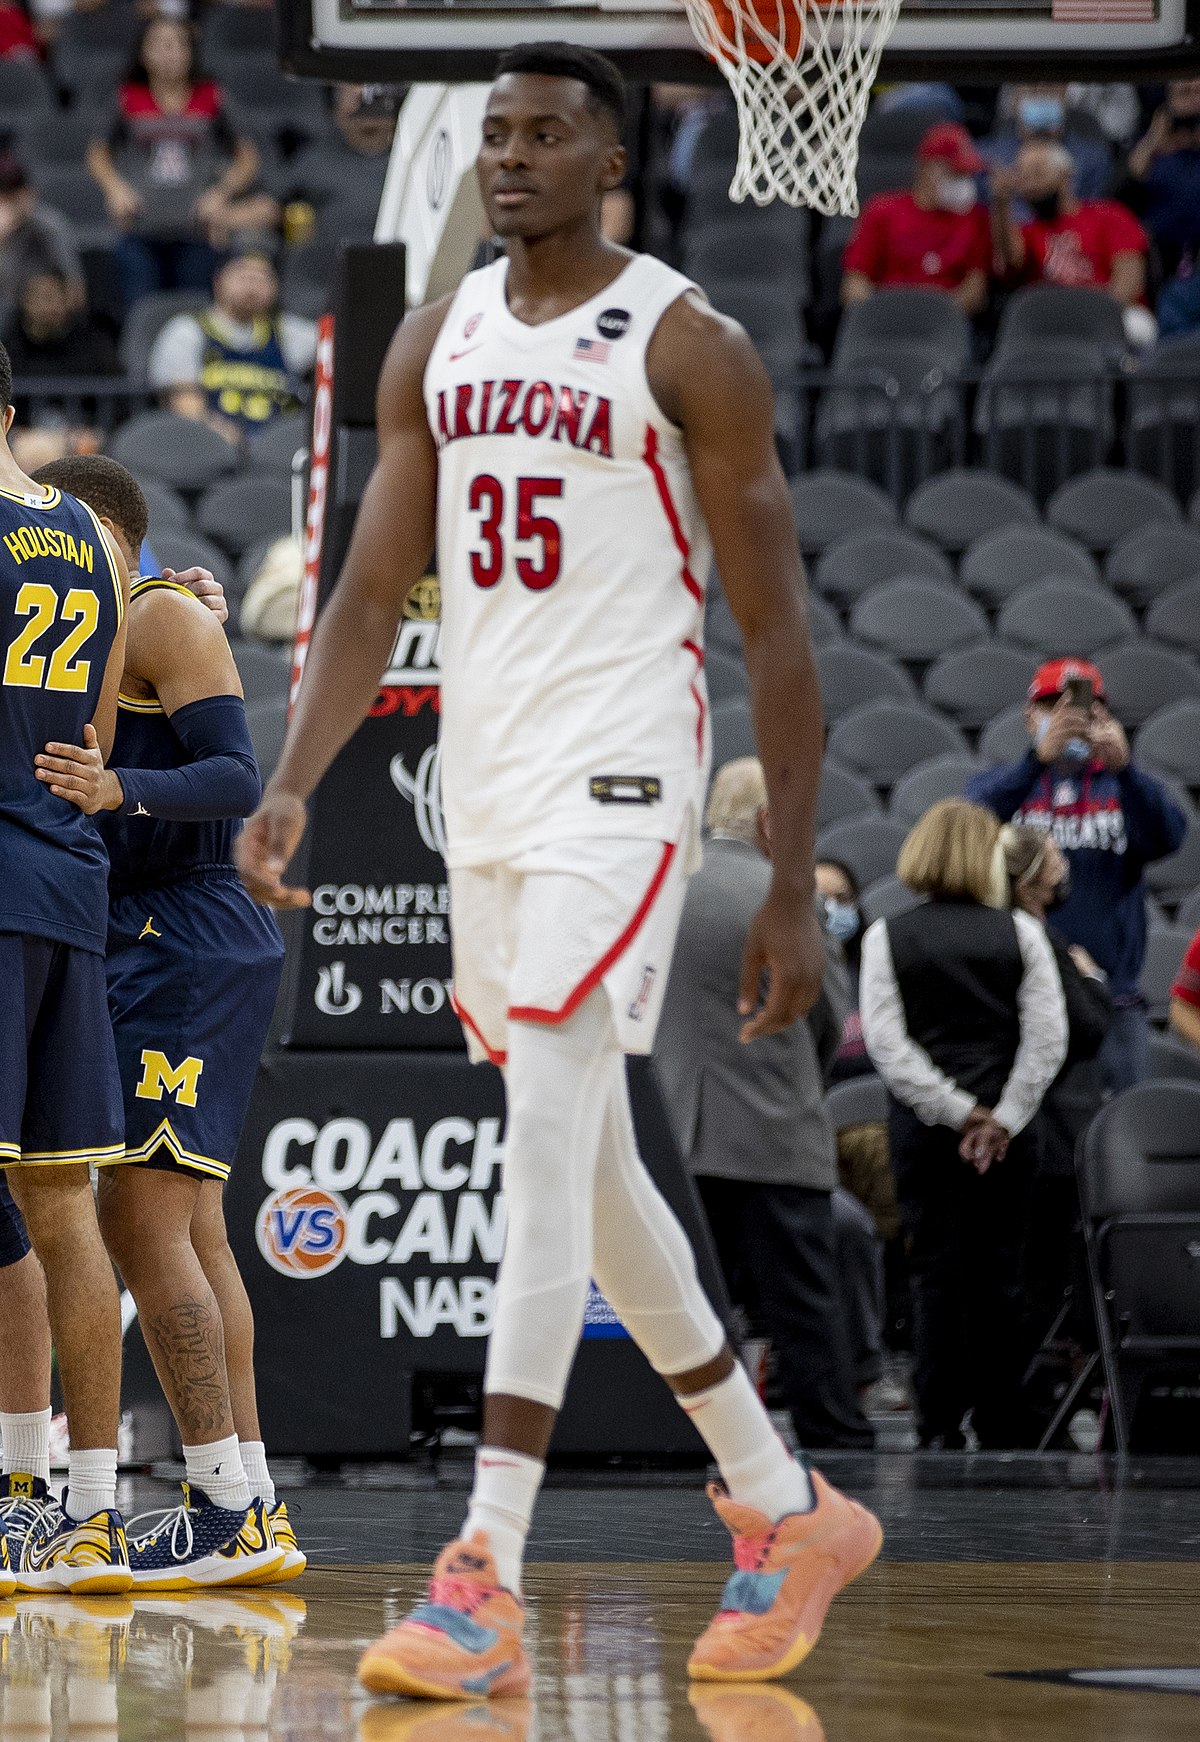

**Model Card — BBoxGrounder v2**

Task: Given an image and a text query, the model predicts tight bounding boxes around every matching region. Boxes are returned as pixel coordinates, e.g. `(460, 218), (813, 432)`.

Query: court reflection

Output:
(0, 1591), (308, 1742)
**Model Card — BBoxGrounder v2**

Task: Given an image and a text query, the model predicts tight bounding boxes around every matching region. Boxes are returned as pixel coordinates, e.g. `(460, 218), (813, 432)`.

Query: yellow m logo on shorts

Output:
(135, 1050), (204, 1108)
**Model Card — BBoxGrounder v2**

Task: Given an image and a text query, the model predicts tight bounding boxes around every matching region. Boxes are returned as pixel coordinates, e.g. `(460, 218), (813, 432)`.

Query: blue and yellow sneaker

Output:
(0, 1519), (15, 1599)
(17, 1493), (132, 1594)
(255, 1501), (306, 1585)
(126, 1485), (285, 1591)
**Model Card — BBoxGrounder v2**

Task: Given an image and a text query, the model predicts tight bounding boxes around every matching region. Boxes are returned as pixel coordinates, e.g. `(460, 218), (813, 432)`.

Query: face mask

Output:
(937, 173), (977, 214)
(1028, 191), (1062, 223)
(1018, 96), (1065, 133)
(823, 898), (861, 943)
(1046, 873), (1072, 912)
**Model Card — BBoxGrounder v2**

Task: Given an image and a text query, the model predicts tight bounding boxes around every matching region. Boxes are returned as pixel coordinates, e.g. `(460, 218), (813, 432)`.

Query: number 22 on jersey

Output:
(3, 582), (100, 692)
(468, 474), (563, 591)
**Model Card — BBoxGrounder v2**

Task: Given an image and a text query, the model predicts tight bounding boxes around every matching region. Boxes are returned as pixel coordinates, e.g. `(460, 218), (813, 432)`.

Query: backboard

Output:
(280, 0), (1200, 83)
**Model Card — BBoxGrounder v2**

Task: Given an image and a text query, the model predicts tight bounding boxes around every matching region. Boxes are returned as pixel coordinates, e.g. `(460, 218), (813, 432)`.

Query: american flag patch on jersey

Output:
(573, 336), (611, 362)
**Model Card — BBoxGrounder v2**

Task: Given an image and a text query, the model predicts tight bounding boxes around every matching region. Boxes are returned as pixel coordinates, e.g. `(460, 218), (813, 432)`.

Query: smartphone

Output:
(1065, 676), (1094, 711)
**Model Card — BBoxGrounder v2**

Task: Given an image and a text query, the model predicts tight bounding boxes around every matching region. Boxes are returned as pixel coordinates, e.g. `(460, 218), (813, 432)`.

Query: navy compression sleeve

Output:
(114, 694), (262, 821)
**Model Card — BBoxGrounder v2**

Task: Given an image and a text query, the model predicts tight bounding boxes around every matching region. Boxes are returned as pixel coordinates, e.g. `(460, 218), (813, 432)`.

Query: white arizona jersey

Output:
(424, 252), (713, 870)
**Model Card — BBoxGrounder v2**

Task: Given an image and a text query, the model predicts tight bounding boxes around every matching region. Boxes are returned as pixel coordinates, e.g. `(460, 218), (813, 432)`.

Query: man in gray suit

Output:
(655, 758), (873, 1449)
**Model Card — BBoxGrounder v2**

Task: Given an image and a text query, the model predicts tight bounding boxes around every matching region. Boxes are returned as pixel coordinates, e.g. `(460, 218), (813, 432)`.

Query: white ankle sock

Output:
(463, 1447), (544, 1596)
(65, 1449), (117, 1521)
(183, 1434), (252, 1513)
(681, 1364), (815, 1522)
(238, 1440), (275, 1507)
(1, 1408), (51, 1486)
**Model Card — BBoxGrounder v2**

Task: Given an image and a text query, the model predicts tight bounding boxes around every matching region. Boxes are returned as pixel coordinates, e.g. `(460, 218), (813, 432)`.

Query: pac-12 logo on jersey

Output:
(256, 1185), (348, 1278)
(135, 1049), (204, 1107)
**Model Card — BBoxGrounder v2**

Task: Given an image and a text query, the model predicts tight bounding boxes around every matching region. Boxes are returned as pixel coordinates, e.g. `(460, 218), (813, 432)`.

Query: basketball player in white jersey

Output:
(237, 43), (883, 1695)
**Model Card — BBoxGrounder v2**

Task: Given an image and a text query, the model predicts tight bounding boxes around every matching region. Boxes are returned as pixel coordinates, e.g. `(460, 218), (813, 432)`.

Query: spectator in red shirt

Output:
(1169, 926), (1200, 1053)
(841, 122), (991, 317)
(991, 139), (1153, 343)
(0, 0), (38, 60)
(85, 14), (274, 310)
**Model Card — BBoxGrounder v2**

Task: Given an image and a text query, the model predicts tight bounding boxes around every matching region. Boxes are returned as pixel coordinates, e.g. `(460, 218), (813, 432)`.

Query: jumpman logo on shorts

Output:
(139, 917), (162, 942)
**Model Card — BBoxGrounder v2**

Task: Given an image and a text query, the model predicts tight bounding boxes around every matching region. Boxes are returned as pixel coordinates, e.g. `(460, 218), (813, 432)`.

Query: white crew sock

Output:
(65, 1449), (118, 1521)
(183, 1434), (252, 1513)
(239, 1440), (275, 1507)
(681, 1364), (815, 1522)
(1, 1407), (52, 1486)
(463, 1446), (544, 1596)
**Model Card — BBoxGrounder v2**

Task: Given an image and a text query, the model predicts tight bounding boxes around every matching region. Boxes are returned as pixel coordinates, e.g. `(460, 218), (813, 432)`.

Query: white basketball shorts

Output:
(449, 825), (695, 1066)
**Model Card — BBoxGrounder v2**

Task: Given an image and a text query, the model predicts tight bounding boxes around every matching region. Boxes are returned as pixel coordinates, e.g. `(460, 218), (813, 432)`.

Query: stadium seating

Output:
(789, 470), (898, 555)
(814, 528), (952, 605)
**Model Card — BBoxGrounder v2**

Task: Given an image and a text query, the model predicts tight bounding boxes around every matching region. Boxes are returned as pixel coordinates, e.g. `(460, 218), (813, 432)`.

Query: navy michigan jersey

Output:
(100, 576), (246, 897)
(100, 576), (284, 1181)
(0, 481), (123, 953)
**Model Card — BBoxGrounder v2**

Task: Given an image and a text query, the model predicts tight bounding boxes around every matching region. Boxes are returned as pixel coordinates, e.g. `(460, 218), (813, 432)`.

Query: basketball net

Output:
(681, 0), (903, 214)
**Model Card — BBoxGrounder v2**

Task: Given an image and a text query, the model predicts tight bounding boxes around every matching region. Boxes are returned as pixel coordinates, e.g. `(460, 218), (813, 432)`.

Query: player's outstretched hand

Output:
(165, 566), (228, 624)
(35, 725), (123, 814)
(737, 891), (826, 1043)
(235, 790), (312, 909)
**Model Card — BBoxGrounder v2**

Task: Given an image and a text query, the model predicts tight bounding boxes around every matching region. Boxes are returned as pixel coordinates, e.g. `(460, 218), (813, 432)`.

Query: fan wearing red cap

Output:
(966, 656), (1187, 1093)
(841, 123), (991, 316)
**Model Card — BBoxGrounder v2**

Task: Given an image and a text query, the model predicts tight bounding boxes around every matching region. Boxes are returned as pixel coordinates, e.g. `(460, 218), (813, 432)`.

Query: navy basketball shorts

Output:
(0, 932), (124, 1171)
(0, 1175), (30, 1267)
(106, 870), (285, 1184)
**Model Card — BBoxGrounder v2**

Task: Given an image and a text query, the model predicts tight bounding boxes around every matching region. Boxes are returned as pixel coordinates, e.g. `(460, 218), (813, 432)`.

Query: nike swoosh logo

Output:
(449, 344), (484, 362)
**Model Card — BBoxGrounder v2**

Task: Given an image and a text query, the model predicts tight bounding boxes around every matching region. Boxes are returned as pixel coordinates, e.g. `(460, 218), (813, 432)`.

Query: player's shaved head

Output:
(494, 43), (626, 137)
(33, 454), (148, 554)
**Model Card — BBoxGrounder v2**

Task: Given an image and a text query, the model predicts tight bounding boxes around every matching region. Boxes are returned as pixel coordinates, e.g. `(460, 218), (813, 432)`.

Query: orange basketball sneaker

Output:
(688, 1469), (883, 1682)
(357, 1533), (531, 1701)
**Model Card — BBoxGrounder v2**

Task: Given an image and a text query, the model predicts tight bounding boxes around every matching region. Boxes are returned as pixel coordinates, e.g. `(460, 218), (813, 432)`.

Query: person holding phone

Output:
(1127, 79), (1200, 336)
(967, 658), (1186, 1093)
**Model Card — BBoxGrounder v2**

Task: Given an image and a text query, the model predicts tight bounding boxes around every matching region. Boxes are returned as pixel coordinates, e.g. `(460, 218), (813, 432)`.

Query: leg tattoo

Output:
(144, 1296), (230, 1441)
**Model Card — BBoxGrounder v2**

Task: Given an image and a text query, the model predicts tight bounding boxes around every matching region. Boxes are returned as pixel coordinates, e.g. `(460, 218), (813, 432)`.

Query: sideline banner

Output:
(227, 1054), (727, 1457)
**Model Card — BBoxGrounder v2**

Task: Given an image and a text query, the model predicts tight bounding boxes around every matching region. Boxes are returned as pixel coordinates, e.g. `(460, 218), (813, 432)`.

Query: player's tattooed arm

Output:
(647, 293), (825, 1037)
(236, 294), (453, 910)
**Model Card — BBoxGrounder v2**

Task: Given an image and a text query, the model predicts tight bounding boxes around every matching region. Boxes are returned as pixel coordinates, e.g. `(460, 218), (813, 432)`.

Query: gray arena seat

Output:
(228, 636), (292, 709)
(119, 291), (212, 384)
(807, 594), (843, 646)
(825, 1071), (888, 1132)
(1128, 335), (1200, 505)
(923, 643), (1040, 730)
(978, 705), (1034, 764)
(860, 873), (920, 925)
(705, 589), (742, 660)
(826, 700), (969, 788)
(904, 470), (1039, 553)
(1175, 886), (1200, 934)
(709, 697), (755, 772)
(246, 697), (288, 782)
(1142, 926), (1193, 1023)
(135, 478), (190, 538)
(1135, 700), (1200, 789)
(0, 59), (52, 123)
(960, 525), (1099, 605)
(1077, 1081), (1200, 1450)
(997, 581), (1137, 658)
(247, 414), (310, 477)
(815, 814), (909, 890)
(814, 529), (952, 607)
(1148, 1029), (1200, 1083)
(1047, 468), (1181, 553)
(146, 531), (233, 598)
(1105, 526), (1200, 609)
(998, 284), (1128, 349)
(889, 753), (987, 824)
(789, 469), (897, 556)
(196, 477), (293, 558)
(1145, 579), (1200, 657)
(110, 412), (238, 494)
(814, 644), (917, 720)
(975, 339), (1114, 503)
(1097, 643), (1200, 728)
(817, 758), (883, 830)
(849, 578), (989, 666)
(1146, 823), (1200, 902)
